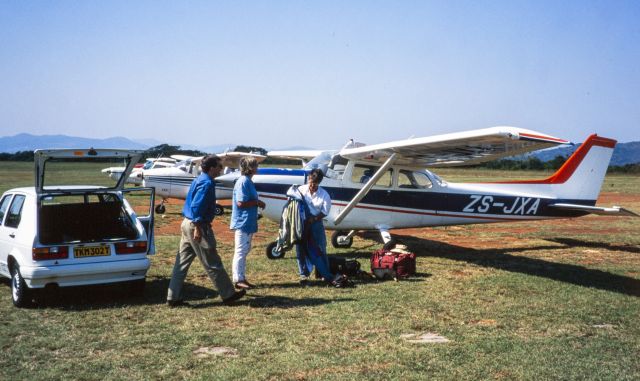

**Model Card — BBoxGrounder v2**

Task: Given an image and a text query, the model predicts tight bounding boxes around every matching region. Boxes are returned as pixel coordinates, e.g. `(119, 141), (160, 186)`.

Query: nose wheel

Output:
(266, 241), (286, 259)
(154, 203), (166, 214)
(331, 230), (354, 248)
(214, 203), (224, 216)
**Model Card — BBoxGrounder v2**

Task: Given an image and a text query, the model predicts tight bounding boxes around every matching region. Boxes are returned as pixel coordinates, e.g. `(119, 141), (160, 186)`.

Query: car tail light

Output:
(33, 246), (69, 260)
(115, 241), (147, 254)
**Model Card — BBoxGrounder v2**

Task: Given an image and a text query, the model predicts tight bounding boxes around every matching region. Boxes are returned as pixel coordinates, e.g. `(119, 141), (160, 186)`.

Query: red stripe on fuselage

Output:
(489, 134), (616, 184)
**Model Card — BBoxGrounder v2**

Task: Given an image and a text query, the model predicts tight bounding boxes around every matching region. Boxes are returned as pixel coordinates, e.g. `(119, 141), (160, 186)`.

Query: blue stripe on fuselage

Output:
(256, 168), (308, 176)
(255, 182), (594, 218)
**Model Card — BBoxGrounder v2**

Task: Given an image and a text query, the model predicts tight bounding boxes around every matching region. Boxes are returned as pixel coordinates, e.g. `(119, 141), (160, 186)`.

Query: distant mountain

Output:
(0, 133), (148, 153)
(529, 141), (640, 166)
(0, 133), (239, 154)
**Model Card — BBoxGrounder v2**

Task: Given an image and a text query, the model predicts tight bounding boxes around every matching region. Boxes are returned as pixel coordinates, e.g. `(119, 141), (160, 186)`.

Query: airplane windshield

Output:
(427, 170), (446, 186)
(304, 151), (334, 173)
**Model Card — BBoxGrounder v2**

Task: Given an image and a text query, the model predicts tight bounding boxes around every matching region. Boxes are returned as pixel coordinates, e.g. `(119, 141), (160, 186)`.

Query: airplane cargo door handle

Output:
(9, 233), (15, 238)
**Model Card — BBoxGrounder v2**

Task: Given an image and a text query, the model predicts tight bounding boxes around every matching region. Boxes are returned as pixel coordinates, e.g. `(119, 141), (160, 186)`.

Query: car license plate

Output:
(74, 245), (110, 258)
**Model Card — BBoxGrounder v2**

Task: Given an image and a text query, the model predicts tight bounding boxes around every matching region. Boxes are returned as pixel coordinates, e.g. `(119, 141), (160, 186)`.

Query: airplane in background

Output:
(215, 126), (638, 259)
(102, 157), (178, 185)
(142, 151), (267, 214)
(266, 149), (325, 166)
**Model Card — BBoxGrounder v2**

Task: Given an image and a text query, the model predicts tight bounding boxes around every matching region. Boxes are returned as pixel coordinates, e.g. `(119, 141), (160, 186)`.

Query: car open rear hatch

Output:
(34, 149), (143, 194)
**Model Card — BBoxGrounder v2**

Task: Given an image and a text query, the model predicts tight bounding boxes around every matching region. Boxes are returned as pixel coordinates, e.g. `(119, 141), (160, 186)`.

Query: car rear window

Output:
(42, 157), (134, 189)
(5, 195), (26, 228)
(0, 194), (12, 225)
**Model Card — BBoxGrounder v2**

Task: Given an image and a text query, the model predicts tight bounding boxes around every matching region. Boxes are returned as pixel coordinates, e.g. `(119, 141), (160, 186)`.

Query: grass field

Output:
(0, 162), (639, 380)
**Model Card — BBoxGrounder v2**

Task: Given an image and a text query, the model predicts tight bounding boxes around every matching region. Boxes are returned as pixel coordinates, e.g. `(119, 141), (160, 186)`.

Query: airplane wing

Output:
(267, 150), (325, 161)
(549, 203), (640, 217)
(170, 154), (194, 162)
(338, 126), (570, 167)
(217, 151), (267, 168)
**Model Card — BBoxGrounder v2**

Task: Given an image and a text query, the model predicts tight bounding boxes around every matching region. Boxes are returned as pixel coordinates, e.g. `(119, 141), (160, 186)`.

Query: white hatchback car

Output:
(0, 149), (155, 307)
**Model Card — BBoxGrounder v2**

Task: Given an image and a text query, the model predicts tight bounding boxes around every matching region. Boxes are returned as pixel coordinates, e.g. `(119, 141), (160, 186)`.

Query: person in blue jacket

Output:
(230, 157), (265, 289)
(167, 155), (245, 307)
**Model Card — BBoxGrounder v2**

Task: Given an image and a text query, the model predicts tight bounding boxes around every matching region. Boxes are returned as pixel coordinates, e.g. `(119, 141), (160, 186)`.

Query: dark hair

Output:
(308, 168), (324, 184)
(200, 154), (221, 172)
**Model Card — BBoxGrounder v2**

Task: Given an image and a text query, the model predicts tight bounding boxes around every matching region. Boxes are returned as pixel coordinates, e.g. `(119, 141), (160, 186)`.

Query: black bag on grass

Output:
(315, 256), (362, 278)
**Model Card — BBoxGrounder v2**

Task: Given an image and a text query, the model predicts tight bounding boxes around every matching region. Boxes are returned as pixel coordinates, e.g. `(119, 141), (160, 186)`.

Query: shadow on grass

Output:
(187, 294), (356, 309)
(548, 237), (640, 254)
(0, 276), (222, 310)
(376, 234), (640, 297)
(1, 275), (356, 310)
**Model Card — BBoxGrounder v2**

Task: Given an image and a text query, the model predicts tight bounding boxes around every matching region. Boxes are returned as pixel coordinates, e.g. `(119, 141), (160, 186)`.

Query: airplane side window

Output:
(351, 164), (392, 187)
(329, 155), (348, 170)
(398, 170), (417, 188)
(0, 195), (13, 225)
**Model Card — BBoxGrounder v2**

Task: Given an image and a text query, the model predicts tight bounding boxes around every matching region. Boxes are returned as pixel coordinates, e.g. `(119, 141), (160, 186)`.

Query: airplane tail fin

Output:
(507, 134), (616, 200)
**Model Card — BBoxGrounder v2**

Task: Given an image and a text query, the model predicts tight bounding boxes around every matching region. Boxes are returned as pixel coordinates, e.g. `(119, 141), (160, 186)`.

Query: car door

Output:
(121, 187), (156, 255)
(0, 194), (15, 276)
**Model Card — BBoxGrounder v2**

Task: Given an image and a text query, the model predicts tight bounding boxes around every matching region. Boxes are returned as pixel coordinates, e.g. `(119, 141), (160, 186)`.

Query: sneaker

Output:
(167, 299), (189, 308)
(299, 275), (309, 286)
(222, 289), (246, 305)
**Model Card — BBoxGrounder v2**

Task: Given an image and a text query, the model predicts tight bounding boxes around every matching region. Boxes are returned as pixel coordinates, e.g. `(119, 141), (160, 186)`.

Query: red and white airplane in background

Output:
(215, 126), (638, 258)
(142, 151), (266, 214)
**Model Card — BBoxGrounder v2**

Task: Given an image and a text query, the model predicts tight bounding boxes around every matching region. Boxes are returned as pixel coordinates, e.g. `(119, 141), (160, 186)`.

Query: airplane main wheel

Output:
(266, 241), (286, 259)
(214, 203), (224, 216)
(331, 231), (353, 249)
(155, 204), (166, 214)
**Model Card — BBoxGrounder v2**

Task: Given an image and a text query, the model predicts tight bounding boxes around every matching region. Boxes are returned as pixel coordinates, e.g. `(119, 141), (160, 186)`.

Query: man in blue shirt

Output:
(167, 155), (245, 307)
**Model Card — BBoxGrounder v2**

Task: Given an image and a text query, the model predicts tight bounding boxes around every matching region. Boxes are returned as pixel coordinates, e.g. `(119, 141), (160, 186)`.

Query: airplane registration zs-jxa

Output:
(215, 127), (638, 259)
(142, 152), (266, 214)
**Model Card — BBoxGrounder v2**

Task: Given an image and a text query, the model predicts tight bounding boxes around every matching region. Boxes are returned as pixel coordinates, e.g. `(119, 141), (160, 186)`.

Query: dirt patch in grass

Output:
(155, 199), (235, 242)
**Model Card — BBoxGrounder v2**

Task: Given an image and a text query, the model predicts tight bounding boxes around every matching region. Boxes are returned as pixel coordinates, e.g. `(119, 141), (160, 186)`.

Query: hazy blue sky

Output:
(1, 1), (639, 149)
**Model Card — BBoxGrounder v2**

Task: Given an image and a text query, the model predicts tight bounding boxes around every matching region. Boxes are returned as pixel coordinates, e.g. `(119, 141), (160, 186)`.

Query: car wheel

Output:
(266, 241), (285, 259)
(331, 231), (353, 248)
(11, 265), (34, 308)
(214, 203), (224, 216)
(155, 204), (166, 214)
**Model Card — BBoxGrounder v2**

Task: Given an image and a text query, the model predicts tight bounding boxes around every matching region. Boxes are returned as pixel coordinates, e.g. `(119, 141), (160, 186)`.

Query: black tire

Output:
(331, 231), (353, 248)
(128, 279), (146, 297)
(155, 204), (166, 214)
(266, 241), (286, 259)
(214, 203), (224, 216)
(11, 264), (34, 308)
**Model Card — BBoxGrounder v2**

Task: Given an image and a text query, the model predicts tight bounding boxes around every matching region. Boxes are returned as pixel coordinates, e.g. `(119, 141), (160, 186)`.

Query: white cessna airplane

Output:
(101, 157), (178, 185)
(215, 126), (638, 259)
(142, 152), (266, 214)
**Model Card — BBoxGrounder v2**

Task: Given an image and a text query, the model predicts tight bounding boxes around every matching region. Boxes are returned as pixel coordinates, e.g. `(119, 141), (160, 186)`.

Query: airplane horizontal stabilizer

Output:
(549, 203), (639, 217)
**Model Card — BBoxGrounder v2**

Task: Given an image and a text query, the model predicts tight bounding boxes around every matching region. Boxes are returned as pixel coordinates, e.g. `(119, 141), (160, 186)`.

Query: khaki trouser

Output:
(167, 219), (235, 301)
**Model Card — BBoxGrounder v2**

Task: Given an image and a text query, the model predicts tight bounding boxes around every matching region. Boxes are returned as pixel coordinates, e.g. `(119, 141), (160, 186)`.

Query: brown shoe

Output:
(222, 289), (246, 305)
